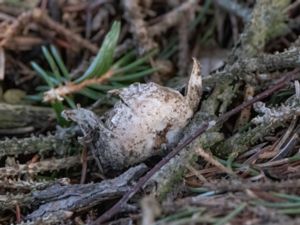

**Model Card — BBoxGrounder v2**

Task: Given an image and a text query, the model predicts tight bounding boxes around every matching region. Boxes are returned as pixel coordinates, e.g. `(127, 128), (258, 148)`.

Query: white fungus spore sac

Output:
(62, 59), (202, 172)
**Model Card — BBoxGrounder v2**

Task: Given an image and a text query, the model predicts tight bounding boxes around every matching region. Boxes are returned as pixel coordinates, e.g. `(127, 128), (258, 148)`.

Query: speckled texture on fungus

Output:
(62, 59), (202, 172)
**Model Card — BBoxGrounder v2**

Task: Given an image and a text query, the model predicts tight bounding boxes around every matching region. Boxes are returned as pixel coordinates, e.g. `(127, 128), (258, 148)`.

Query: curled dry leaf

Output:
(62, 59), (202, 172)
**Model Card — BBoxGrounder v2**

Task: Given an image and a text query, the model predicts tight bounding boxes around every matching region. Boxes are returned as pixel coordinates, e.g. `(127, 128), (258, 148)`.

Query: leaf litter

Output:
(0, 0), (300, 224)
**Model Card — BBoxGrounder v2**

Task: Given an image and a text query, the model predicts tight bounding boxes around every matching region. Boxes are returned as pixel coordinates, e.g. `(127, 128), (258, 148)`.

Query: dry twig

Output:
(31, 9), (98, 54)
(122, 0), (157, 54)
(43, 69), (114, 102)
(148, 0), (197, 36)
(195, 147), (234, 175)
(0, 9), (99, 54)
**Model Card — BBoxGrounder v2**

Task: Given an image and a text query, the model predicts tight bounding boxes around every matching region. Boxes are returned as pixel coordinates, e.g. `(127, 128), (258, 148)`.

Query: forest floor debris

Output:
(0, 0), (300, 224)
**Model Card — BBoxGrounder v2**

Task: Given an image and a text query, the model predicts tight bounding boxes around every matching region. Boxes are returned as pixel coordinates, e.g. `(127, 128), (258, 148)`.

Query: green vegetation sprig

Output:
(29, 21), (158, 124)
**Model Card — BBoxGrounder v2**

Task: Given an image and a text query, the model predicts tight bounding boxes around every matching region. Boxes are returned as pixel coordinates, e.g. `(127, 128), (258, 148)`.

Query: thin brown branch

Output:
(148, 0), (197, 36)
(0, 10), (33, 47)
(16, 204), (21, 224)
(0, 47), (5, 80)
(80, 147), (88, 184)
(0, 8), (99, 54)
(122, 0), (157, 54)
(43, 69), (114, 102)
(195, 147), (234, 175)
(91, 70), (295, 225)
(26, 164), (148, 221)
(31, 9), (98, 54)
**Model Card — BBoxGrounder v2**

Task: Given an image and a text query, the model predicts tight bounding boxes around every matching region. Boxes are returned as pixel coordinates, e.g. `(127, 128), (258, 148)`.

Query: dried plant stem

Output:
(148, 0), (197, 36)
(31, 9), (98, 54)
(195, 147), (234, 175)
(234, 84), (255, 131)
(0, 10), (33, 47)
(0, 47), (5, 80)
(178, 17), (190, 76)
(0, 9), (98, 54)
(122, 0), (157, 54)
(80, 147), (88, 184)
(43, 70), (114, 102)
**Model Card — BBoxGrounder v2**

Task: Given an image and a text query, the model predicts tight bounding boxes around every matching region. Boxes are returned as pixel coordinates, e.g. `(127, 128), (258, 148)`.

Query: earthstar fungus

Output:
(62, 59), (202, 173)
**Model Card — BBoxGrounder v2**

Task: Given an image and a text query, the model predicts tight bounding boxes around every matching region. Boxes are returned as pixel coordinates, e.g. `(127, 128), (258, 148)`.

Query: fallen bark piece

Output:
(18, 211), (73, 225)
(0, 179), (71, 212)
(0, 103), (55, 130)
(26, 164), (148, 221)
(62, 60), (202, 172)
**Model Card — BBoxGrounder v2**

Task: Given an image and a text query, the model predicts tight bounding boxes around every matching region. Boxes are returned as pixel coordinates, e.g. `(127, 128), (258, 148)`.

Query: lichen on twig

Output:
(0, 155), (82, 179)
(213, 94), (300, 158)
(0, 132), (78, 159)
